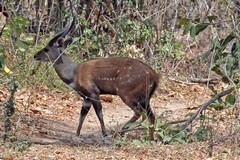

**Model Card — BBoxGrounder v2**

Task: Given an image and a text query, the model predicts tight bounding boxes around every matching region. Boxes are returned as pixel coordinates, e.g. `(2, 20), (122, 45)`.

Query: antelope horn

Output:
(48, 17), (75, 46)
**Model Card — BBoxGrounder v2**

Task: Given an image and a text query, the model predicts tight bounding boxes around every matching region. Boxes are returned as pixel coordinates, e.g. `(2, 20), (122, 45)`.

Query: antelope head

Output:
(34, 17), (75, 62)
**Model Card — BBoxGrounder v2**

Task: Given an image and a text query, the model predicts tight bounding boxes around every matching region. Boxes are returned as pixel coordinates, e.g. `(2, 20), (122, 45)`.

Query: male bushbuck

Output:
(34, 18), (159, 139)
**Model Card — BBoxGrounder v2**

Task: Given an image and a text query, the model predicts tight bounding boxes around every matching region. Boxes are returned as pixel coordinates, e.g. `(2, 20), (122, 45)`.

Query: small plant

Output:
(179, 15), (239, 109)
(155, 30), (185, 61)
(16, 140), (32, 152)
(155, 117), (186, 144)
(115, 114), (213, 145)
(2, 78), (18, 142)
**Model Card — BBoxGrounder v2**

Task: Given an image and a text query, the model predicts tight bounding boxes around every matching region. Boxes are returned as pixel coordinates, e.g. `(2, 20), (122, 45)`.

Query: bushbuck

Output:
(34, 17), (159, 139)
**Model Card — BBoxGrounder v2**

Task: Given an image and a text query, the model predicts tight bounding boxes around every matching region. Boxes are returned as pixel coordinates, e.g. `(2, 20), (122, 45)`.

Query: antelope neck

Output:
(52, 54), (79, 85)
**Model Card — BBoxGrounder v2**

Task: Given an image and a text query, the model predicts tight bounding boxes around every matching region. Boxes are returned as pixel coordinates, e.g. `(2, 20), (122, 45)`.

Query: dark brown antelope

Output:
(34, 18), (159, 139)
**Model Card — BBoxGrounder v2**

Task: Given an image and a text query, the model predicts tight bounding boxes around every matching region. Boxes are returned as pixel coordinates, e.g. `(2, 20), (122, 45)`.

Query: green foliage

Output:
(155, 30), (185, 60)
(187, 18), (240, 87)
(16, 140), (32, 152)
(202, 34), (238, 80)
(118, 19), (153, 45)
(2, 16), (29, 39)
(76, 12), (155, 58)
(2, 79), (18, 141)
(179, 16), (217, 37)
(115, 115), (212, 145)
(0, 16), (30, 70)
(187, 125), (212, 142)
(0, 52), (5, 68)
(180, 15), (238, 108)
(155, 117), (186, 144)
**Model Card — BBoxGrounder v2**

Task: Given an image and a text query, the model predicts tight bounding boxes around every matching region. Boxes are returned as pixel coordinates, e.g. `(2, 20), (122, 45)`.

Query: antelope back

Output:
(75, 57), (158, 97)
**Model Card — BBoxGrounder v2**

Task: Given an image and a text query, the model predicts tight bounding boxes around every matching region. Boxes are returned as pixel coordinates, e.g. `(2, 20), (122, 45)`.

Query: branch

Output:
(168, 77), (220, 85)
(191, 77), (220, 84)
(183, 87), (236, 128)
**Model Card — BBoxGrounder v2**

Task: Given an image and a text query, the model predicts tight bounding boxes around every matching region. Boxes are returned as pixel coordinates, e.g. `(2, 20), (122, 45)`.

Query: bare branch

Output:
(183, 87), (236, 128)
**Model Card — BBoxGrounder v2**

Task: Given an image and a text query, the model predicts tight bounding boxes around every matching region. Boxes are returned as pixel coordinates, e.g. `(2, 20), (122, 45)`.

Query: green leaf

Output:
(162, 135), (172, 143)
(141, 121), (150, 129)
(194, 18), (201, 23)
(123, 121), (141, 129)
(222, 76), (230, 83)
(213, 40), (222, 50)
(141, 113), (147, 121)
(207, 16), (217, 23)
(131, 139), (142, 145)
(199, 114), (210, 120)
(208, 85), (217, 94)
(174, 136), (186, 144)
(127, 19), (132, 25)
(226, 57), (235, 71)
(202, 49), (212, 61)
(225, 94), (236, 105)
(211, 66), (223, 76)
(195, 23), (209, 35)
(133, 24), (141, 30)
(156, 117), (163, 129)
(183, 21), (192, 35)
(185, 112), (194, 117)
(221, 34), (235, 48)
(83, 28), (92, 35)
(231, 40), (240, 58)
(190, 24), (197, 37)
(209, 104), (224, 110)
(178, 18), (190, 25)
(15, 40), (30, 52)
(0, 52), (5, 68)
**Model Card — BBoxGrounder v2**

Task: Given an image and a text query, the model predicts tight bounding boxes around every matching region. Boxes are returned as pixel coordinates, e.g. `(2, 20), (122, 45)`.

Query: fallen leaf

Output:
(100, 96), (113, 103)
(30, 108), (42, 115)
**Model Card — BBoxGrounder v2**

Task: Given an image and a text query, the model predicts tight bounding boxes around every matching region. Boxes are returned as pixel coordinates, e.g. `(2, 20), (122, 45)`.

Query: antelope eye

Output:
(44, 48), (49, 52)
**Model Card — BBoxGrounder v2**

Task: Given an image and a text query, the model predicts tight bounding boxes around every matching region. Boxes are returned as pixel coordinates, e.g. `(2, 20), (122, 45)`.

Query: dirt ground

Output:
(0, 79), (240, 159)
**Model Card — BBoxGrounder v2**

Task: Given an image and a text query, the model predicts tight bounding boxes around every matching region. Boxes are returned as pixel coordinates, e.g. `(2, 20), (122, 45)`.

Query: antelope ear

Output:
(63, 38), (73, 48)
(56, 37), (64, 47)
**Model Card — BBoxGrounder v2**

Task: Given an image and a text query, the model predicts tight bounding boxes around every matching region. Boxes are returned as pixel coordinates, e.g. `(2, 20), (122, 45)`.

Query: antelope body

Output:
(34, 18), (159, 139)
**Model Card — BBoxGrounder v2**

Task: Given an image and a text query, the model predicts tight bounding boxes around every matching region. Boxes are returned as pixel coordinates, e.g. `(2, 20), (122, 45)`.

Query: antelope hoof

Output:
(76, 131), (80, 137)
(103, 132), (107, 137)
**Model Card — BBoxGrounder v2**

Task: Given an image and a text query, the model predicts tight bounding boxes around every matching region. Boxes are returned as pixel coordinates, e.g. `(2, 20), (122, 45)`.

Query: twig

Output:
(190, 77), (220, 84)
(168, 77), (197, 85)
(168, 77), (220, 85)
(167, 119), (187, 124)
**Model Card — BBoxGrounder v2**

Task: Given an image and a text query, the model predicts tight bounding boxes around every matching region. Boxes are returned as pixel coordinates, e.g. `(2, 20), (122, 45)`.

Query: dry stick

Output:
(190, 77), (220, 84)
(168, 87), (237, 125)
(188, 87), (235, 126)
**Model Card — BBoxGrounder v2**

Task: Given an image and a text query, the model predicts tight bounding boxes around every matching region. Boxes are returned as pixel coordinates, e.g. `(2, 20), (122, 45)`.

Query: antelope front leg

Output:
(76, 98), (92, 136)
(121, 112), (141, 136)
(120, 105), (142, 136)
